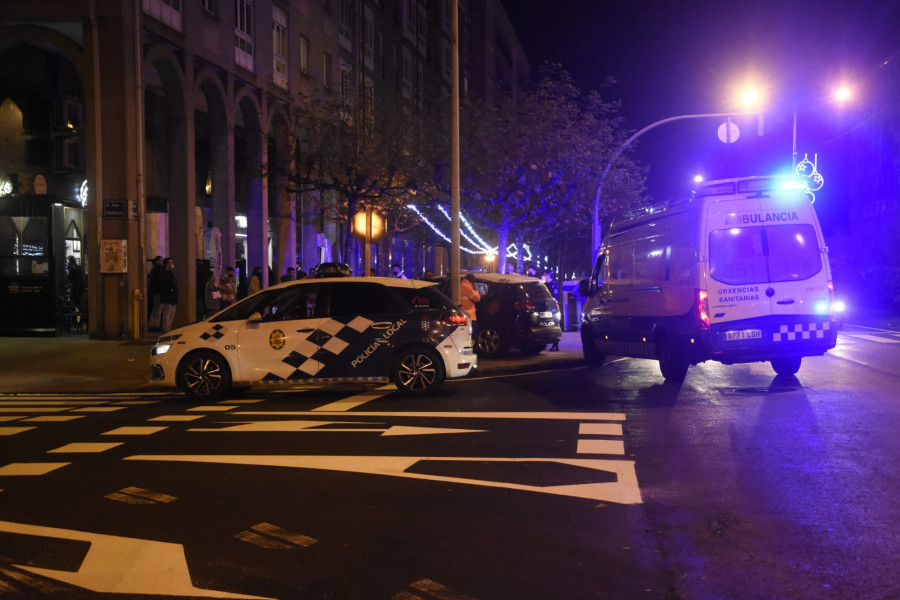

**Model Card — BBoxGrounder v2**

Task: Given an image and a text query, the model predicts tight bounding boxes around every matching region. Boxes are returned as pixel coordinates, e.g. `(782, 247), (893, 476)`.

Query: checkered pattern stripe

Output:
(772, 321), (831, 342)
(199, 324), (226, 341)
(263, 315), (374, 381)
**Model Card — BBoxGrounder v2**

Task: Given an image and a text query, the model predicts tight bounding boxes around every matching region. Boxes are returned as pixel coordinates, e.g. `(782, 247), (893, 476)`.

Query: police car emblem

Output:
(269, 329), (286, 350)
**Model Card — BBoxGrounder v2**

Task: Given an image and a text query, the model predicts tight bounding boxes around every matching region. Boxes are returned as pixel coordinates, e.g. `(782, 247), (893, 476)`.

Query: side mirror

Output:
(578, 279), (590, 297)
(247, 311), (262, 323)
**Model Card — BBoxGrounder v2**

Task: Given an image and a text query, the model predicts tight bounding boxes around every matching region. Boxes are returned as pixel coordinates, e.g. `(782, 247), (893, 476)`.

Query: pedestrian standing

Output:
(461, 273), (481, 339)
(66, 255), (84, 305)
(147, 255), (164, 331)
(159, 257), (178, 332)
(204, 273), (221, 318)
(543, 271), (560, 351)
(248, 267), (263, 295)
(220, 267), (237, 307)
(391, 263), (407, 279)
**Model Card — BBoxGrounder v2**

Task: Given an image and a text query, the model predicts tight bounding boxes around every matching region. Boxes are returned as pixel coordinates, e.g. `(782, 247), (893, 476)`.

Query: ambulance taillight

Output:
(697, 289), (710, 329)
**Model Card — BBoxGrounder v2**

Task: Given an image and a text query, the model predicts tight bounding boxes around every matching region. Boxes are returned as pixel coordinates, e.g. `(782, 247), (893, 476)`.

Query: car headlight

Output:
(152, 344), (172, 356)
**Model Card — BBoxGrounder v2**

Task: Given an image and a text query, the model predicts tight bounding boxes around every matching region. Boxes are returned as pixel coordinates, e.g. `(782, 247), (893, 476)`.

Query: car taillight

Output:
(513, 300), (535, 311)
(442, 312), (468, 327)
(697, 289), (710, 329)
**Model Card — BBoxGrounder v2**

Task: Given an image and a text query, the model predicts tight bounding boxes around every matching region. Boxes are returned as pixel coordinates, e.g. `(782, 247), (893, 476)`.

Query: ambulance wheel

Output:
(581, 329), (605, 366)
(393, 346), (445, 395)
(771, 356), (802, 376)
(476, 326), (506, 357)
(658, 339), (689, 381)
(177, 350), (232, 400)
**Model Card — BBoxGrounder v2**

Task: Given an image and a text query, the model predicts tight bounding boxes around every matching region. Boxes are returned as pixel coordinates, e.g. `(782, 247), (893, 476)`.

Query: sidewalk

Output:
(0, 331), (585, 395)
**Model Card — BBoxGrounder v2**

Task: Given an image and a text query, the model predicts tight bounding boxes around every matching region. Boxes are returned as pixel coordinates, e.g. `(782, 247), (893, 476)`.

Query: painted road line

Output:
(0, 416), (22, 421)
(235, 411), (627, 421)
(576, 439), (625, 455)
(23, 416), (84, 422)
(148, 415), (206, 422)
(845, 333), (900, 344)
(0, 519), (271, 599)
(113, 400), (160, 405)
(48, 443), (123, 453)
(126, 455), (642, 504)
(0, 400), (110, 406)
(406, 578), (476, 600)
(0, 407), (70, 413)
(219, 399), (265, 404)
(101, 426), (167, 436)
(72, 407), (128, 413)
(0, 427), (35, 436)
(578, 423), (623, 436)
(0, 463), (69, 476)
(312, 384), (396, 411)
(189, 420), (485, 436)
(235, 522), (317, 549)
(187, 405), (237, 412)
(107, 487), (177, 504)
(460, 365), (586, 381)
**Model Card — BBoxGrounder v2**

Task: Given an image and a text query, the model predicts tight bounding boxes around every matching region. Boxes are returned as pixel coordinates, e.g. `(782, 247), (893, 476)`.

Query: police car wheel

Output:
(177, 351), (232, 400)
(771, 356), (802, 376)
(658, 340), (688, 381)
(393, 347), (444, 395)
(476, 326), (504, 357)
(581, 330), (605, 366)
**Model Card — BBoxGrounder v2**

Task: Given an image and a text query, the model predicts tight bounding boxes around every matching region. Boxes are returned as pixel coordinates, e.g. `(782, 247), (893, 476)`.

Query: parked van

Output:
(580, 175), (839, 380)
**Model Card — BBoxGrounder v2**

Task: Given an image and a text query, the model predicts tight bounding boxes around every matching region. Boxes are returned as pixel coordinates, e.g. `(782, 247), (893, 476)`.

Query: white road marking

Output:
(236, 410), (627, 421)
(148, 415), (205, 422)
(72, 407), (127, 413)
(113, 400), (160, 405)
(48, 443), (122, 453)
(844, 333), (900, 344)
(219, 399), (265, 404)
(243, 522), (316, 547)
(0, 407), (68, 413)
(576, 439), (625, 455)
(189, 420), (485, 436)
(312, 385), (395, 411)
(0, 400), (108, 406)
(578, 423), (622, 436)
(101, 426), (167, 436)
(0, 427), (34, 436)
(24, 416), (84, 422)
(0, 520), (270, 598)
(126, 455), (643, 504)
(407, 578), (476, 600)
(0, 416), (21, 421)
(0, 463), (69, 476)
(187, 405), (237, 412)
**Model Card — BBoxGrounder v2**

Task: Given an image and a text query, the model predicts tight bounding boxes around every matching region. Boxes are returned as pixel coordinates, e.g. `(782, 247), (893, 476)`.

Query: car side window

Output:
(258, 286), (321, 321)
(328, 283), (408, 317)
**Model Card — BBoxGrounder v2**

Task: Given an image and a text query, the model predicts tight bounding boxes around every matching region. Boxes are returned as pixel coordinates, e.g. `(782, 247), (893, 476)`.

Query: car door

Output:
(234, 283), (326, 382)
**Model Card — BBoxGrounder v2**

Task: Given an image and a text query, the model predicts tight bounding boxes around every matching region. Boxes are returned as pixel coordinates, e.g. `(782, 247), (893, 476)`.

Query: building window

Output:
(364, 8), (374, 70)
(202, 0), (216, 15)
(143, 0), (183, 31)
(323, 52), (333, 88)
(401, 48), (413, 98)
(403, 0), (416, 41)
(299, 35), (309, 75)
(273, 5), (288, 89)
(338, 0), (352, 49)
(340, 62), (353, 106)
(235, 0), (254, 71)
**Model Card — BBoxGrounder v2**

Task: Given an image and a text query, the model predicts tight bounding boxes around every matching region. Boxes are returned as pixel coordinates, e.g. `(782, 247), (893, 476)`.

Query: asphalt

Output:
(0, 330), (585, 395)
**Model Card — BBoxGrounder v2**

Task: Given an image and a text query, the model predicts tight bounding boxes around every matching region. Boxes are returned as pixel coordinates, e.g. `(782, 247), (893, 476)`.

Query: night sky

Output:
(501, 0), (900, 232)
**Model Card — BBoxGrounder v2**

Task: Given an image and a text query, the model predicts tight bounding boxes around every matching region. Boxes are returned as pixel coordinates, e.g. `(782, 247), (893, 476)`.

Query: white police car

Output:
(150, 277), (476, 399)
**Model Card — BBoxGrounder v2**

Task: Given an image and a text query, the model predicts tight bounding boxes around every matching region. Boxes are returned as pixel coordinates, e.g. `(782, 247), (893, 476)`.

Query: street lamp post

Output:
(592, 111), (760, 262)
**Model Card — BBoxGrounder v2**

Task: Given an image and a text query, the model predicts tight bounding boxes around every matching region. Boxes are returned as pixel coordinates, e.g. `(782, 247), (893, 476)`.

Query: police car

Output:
(150, 277), (476, 398)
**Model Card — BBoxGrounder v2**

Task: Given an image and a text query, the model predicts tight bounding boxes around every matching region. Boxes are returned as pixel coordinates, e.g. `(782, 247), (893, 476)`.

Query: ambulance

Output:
(580, 175), (839, 380)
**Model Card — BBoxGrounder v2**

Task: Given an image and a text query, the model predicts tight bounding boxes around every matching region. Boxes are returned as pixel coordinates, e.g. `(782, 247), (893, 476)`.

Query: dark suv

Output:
(438, 273), (562, 357)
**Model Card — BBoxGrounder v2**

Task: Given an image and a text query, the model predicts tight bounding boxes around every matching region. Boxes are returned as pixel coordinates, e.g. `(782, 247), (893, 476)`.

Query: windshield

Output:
(709, 224), (822, 285)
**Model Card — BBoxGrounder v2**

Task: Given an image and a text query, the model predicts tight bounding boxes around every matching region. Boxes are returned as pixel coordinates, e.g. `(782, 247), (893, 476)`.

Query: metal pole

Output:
(792, 104), (798, 169)
(449, 0), (461, 306)
(364, 206), (372, 277)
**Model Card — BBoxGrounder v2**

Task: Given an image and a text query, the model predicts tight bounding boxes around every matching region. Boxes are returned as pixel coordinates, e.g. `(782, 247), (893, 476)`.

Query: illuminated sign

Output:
(80, 180), (89, 206)
(0, 179), (12, 197)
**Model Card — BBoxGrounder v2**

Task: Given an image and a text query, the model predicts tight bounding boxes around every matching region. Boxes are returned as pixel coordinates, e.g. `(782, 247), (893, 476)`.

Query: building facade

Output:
(0, 0), (530, 339)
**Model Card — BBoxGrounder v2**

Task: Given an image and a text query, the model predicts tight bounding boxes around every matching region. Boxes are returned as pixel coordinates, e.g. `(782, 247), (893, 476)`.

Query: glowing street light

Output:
(833, 83), (853, 104)
(693, 174), (704, 184)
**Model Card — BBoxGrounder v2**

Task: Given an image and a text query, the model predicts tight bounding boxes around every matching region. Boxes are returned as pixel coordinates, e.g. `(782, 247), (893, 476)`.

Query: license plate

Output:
(538, 311), (553, 318)
(725, 329), (762, 341)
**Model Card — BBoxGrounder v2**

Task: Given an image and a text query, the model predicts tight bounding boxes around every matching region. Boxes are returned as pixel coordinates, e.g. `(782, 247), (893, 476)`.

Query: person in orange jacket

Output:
(460, 273), (481, 327)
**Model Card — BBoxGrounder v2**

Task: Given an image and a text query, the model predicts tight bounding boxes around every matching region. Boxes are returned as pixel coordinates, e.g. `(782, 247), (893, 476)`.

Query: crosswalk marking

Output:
(0, 427), (34, 436)
(0, 463), (69, 476)
(844, 333), (900, 344)
(101, 426), (166, 436)
(576, 439), (625, 455)
(48, 442), (123, 453)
